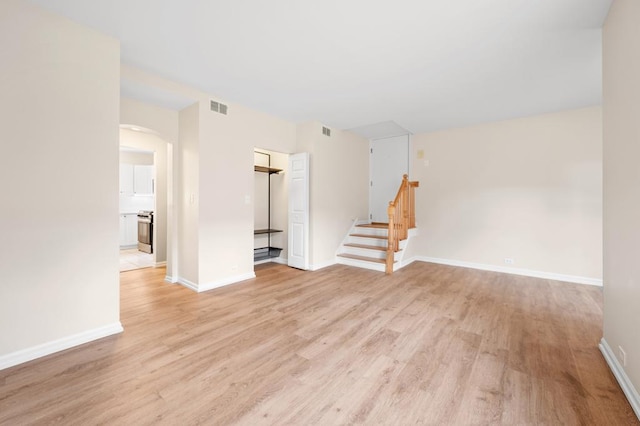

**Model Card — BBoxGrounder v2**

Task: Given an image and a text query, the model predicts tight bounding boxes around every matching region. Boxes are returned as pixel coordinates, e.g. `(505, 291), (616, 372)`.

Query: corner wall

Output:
(196, 100), (296, 289)
(408, 107), (603, 283)
(296, 123), (370, 269)
(0, 0), (121, 366)
(177, 104), (200, 286)
(602, 0), (640, 416)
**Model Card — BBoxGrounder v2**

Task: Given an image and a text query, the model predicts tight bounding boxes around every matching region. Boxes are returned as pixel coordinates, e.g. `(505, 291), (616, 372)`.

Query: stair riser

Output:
(354, 227), (388, 237)
(336, 257), (386, 272)
(341, 246), (400, 261)
(348, 236), (388, 247)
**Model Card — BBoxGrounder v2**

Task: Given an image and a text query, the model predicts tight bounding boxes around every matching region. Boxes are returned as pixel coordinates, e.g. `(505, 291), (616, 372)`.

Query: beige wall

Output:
(120, 97), (180, 144)
(0, 0), (121, 361)
(603, 0), (640, 401)
(178, 104), (200, 285)
(409, 107), (603, 281)
(296, 123), (370, 269)
(120, 151), (154, 165)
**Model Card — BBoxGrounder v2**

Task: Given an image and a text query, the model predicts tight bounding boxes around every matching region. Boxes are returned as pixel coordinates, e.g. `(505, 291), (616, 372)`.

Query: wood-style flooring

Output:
(1, 262), (638, 425)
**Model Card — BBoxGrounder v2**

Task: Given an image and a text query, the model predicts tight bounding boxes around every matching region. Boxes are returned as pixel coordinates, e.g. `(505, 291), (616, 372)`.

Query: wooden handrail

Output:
(386, 174), (419, 274)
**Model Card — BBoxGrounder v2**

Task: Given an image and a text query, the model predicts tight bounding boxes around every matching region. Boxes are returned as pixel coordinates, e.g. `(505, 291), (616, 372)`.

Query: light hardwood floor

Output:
(1, 262), (637, 425)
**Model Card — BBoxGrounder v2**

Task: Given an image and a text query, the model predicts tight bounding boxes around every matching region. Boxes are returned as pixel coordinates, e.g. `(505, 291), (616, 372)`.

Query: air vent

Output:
(210, 100), (228, 115)
(322, 126), (331, 137)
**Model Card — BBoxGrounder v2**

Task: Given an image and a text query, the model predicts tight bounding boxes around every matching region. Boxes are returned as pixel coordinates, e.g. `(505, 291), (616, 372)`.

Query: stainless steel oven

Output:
(137, 211), (153, 253)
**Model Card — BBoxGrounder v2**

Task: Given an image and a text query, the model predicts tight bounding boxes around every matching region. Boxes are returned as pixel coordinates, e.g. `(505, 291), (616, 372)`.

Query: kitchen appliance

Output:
(137, 210), (153, 253)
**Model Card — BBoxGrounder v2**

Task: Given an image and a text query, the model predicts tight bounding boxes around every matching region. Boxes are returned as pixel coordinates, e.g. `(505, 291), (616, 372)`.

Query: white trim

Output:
(165, 275), (178, 284)
(196, 272), (256, 293)
(310, 260), (336, 271)
(0, 322), (123, 371)
(413, 256), (602, 286)
(400, 256), (418, 269)
(253, 258), (273, 266)
(154, 261), (167, 267)
(177, 277), (199, 292)
(599, 338), (640, 420)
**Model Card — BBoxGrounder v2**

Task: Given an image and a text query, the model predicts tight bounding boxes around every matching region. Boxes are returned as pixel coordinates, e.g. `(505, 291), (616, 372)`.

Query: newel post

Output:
(386, 202), (395, 274)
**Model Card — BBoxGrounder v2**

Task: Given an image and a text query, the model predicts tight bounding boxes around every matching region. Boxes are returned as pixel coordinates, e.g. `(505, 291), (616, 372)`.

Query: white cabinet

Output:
(120, 214), (138, 248)
(134, 165), (154, 195)
(120, 164), (154, 196)
(119, 164), (134, 195)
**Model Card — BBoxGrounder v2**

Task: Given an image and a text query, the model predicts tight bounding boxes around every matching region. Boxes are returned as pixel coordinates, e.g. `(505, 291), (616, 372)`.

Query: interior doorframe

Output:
(368, 133), (412, 223)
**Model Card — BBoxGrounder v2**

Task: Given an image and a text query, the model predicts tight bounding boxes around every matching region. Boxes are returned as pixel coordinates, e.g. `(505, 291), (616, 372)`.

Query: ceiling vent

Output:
(210, 100), (228, 115)
(322, 126), (331, 137)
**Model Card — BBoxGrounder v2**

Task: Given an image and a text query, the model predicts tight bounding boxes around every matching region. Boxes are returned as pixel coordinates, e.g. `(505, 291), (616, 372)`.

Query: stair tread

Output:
(337, 253), (390, 264)
(356, 223), (389, 229)
(349, 233), (387, 240)
(344, 243), (395, 252)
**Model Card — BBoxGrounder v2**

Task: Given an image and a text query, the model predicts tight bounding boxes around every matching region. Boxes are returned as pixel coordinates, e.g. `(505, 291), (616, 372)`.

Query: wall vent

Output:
(210, 100), (228, 115)
(322, 126), (331, 137)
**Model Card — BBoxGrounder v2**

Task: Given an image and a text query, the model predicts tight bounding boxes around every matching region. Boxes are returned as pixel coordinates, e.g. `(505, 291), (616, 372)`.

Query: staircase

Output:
(336, 174), (419, 274)
(336, 222), (408, 273)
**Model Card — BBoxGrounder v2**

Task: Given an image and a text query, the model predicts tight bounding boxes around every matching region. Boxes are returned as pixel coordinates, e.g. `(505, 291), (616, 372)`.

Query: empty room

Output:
(1, 0), (639, 424)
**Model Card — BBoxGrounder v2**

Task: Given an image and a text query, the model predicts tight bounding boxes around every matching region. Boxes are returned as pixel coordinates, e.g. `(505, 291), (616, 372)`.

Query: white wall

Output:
(603, 0), (640, 407)
(408, 107), (603, 282)
(120, 130), (169, 265)
(0, 0), (121, 364)
(177, 104), (200, 285)
(296, 122), (370, 269)
(120, 97), (180, 144)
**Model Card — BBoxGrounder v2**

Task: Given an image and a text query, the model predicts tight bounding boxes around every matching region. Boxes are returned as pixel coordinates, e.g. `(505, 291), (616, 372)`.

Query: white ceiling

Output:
(29, 0), (611, 134)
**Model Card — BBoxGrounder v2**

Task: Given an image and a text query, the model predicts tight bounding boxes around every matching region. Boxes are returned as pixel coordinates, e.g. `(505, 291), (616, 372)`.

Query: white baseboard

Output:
(154, 261), (167, 267)
(310, 260), (336, 271)
(0, 322), (123, 371)
(412, 256), (602, 286)
(600, 338), (640, 420)
(165, 275), (178, 284)
(198, 272), (256, 292)
(177, 277), (198, 292)
(400, 256), (418, 268)
(178, 272), (257, 293)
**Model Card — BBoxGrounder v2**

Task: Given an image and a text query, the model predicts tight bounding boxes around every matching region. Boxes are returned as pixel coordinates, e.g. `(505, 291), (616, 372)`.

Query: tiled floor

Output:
(119, 248), (154, 272)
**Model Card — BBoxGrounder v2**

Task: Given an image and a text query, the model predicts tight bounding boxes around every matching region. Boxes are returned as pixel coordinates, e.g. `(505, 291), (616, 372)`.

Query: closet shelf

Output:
(254, 165), (282, 174)
(254, 247), (282, 261)
(254, 229), (283, 235)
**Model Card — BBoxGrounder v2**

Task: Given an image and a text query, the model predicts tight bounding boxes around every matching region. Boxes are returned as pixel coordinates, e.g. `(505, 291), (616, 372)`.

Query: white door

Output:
(288, 153), (310, 270)
(370, 135), (409, 222)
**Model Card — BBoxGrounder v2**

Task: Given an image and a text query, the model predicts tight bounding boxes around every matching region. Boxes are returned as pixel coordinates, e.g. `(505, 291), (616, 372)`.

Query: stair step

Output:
(337, 253), (389, 264)
(356, 223), (389, 229)
(343, 243), (388, 252)
(349, 233), (387, 240)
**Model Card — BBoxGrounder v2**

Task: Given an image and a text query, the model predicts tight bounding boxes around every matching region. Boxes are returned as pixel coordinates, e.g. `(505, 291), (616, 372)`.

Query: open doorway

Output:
(119, 126), (171, 273)
(119, 146), (155, 271)
(253, 148), (289, 268)
(370, 134), (410, 222)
